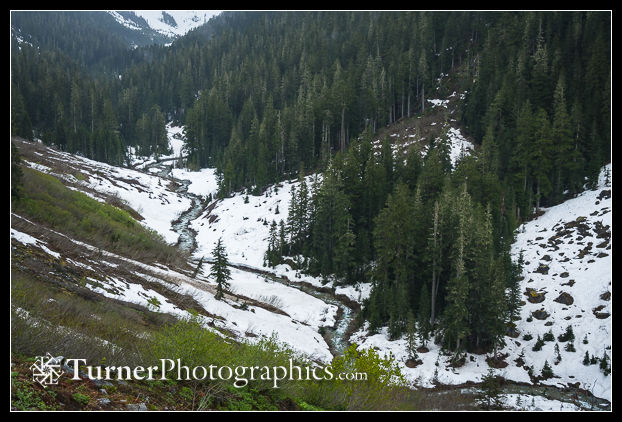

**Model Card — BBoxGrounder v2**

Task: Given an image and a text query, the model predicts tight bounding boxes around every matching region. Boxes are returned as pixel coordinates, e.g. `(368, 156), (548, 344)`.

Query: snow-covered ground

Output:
(349, 164), (612, 403)
(23, 149), (191, 245)
(13, 125), (342, 363)
(509, 164), (612, 401)
(11, 220), (334, 363)
(14, 112), (610, 405)
(107, 11), (220, 38)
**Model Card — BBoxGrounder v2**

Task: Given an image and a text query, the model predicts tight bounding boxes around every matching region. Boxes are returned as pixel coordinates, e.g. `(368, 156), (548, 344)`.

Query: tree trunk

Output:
(430, 201), (439, 326)
(340, 106), (346, 153)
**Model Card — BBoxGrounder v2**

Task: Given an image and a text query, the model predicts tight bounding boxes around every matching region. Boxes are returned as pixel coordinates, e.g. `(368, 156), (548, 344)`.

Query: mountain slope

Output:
(348, 164), (612, 404)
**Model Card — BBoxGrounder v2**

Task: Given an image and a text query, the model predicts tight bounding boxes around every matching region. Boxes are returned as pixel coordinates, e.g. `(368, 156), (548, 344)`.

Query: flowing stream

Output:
(153, 161), (358, 357)
(149, 161), (609, 411)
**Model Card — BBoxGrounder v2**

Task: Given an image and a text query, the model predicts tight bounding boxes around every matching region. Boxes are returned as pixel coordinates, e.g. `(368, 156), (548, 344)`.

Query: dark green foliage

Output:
(210, 238), (232, 300)
(506, 251), (524, 321)
(543, 330), (555, 342)
(405, 312), (418, 360)
(557, 325), (575, 343)
(599, 351), (611, 376)
(583, 351), (590, 366)
(476, 368), (504, 410)
(11, 142), (24, 202)
(532, 335), (544, 351)
(554, 343), (561, 364)
(541, 360), (554, 379)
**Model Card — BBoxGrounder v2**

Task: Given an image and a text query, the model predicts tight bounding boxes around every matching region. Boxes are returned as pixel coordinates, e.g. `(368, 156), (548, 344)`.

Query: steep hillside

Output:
(12, 135), (337, 363)
(348, 164), (612, 407)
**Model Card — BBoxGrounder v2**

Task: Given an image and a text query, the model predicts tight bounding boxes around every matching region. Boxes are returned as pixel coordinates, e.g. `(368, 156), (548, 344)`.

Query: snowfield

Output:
(12, 114), (610, 407)
(11, 217), (334, 363)
(107, 11), (220, 38)
(350, 164), (612, 402)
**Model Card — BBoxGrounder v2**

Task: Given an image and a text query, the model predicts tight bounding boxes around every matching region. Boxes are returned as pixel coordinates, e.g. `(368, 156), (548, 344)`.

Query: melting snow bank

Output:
(185, 172), (372, 304)
(18, 142), (191, 245)
(444, 127), (474, 168)
(11, 213), (334, 363)
(348, 164), (612, 404)
(509, 163), (612, 402)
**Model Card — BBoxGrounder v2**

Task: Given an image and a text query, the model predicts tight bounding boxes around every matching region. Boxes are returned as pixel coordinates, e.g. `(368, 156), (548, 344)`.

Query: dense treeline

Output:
(11, 40), (170, 164)
(11, 11), (610, 357)
(163, 11), (483, 188)
(268, 128), (523, 357)
(461, 11), (610, 212)
(12, 11), (609, 204)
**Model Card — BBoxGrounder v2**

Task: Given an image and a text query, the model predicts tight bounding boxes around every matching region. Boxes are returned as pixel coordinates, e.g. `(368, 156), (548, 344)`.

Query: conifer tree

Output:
(405, 311), (419, 360)
(476, 368), (504, 410)
(210, 238), (232, 300)
(417, 282), (431, 347)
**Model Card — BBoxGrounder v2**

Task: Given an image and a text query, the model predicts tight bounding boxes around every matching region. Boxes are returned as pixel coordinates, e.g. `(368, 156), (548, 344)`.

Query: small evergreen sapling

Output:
(210, 237), (232, 300)
(599, 351), (611, 376)
(554, 343), (562, 364)
(543, 329), (555, 342)
(476, 368), (505, 410)
(541, 360), (554, 379)
(532, 335), (544, 351)
(405, 312), (419, 361)
(557, 325), (575, 342)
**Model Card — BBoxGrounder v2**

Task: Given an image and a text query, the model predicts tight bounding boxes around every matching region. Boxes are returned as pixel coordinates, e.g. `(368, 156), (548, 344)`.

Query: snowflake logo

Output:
(30, 353), (64, 386)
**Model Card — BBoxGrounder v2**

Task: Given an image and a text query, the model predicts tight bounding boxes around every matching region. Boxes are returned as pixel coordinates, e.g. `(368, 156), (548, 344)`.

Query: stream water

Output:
(149, 161), (610, 411)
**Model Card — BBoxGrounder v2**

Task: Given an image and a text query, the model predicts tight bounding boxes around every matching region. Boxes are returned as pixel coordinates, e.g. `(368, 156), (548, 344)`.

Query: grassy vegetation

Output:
(12, 270), (417, 410)
(12, 166), (182, 265)
(10, 165), (419, 411)
(140, 315), (418, 410)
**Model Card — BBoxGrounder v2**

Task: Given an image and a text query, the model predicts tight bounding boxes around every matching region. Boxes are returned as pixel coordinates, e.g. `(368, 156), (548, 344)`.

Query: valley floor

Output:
(11, 123), (612, 410)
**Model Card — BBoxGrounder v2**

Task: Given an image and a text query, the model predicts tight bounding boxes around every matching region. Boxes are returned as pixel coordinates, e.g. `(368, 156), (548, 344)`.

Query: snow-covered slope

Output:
(132, 11), (220, 37)
(107, 10), (220, 42)
(509, 164), (612, 400)
(12, 127), (338, 363)
(350, 164), (612, 403)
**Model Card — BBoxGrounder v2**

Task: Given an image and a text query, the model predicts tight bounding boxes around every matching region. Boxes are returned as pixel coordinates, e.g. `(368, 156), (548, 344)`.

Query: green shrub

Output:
(14, 167), (181, 264)
(299, 343), (411, 411)
(72, 392), (90, 407)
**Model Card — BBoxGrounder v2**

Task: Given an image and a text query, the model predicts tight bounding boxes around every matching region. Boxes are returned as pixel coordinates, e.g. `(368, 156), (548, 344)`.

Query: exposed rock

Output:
(592, 305), (610, 319)
(554, 292), (574, 305)
(532, 309), (550, 320)
(525, 288), (545, 303)
(127, 403), (148, 411)
(405, 358), (423, 368)
(486, 353), (509, 369)
(534, 263), (549, 275)
(600, 291), (611, 301)
(559, 272), (569, 278)
(597, 189), (611, 200)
